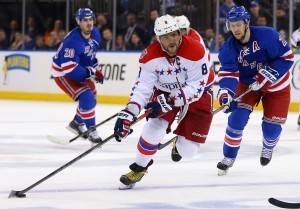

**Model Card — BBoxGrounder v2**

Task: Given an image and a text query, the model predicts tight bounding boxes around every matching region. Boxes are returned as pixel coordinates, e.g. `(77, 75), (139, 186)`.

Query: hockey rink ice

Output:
(0, 99), (299, 209)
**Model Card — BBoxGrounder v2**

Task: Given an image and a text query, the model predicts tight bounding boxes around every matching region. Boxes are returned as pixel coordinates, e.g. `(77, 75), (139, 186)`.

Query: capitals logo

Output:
(2, 54), (30, 85)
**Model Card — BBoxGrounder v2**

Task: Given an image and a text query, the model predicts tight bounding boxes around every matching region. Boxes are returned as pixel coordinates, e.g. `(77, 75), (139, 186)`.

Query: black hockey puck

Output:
(16, 193), (26, 198)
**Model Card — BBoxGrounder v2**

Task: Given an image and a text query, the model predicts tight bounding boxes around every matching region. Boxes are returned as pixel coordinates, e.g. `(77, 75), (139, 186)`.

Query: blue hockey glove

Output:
(86, 66), (104, 84)
(253, 66), (278, 92)
(145, 93), (173, 118)
(114, 109), (136, 142)
(217, 88), (237, 113)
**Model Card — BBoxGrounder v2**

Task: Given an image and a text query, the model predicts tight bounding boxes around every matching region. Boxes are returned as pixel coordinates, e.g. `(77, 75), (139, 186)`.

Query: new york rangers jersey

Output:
(129, 35), (210, 109)
(52, 26), (101, 82)
(218, 26), (294, 92)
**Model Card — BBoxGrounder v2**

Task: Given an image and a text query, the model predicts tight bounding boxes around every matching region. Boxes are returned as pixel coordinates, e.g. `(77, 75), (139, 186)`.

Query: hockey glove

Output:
(217, 88), (237, 113)
(114, 109), (136, 142)
(253, 66), (278, 92)
(93, 57), (99, 68)
(145, 93), (173, 118)
(86, 66), (104, 84)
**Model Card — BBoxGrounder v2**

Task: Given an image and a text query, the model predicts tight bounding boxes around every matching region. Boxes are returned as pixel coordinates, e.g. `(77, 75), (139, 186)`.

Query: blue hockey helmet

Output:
(75, 8), (95, 24)
(226, 6), (250, 22)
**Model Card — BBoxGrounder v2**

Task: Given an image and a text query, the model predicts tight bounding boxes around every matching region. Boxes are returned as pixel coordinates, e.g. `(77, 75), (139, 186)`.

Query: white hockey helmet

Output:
(175, 15), (190, 32)
(290, 28), (300, 49)
(154, 14), (180, 38)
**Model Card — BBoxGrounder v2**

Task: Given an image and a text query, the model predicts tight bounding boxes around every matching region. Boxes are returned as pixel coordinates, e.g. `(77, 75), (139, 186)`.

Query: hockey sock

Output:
(136, 137), (159, 167)
(262, 121), (281, 149)
(223, 108), (250, 158)
(77, 90), (96, 129)
(74, 110), (84, 124)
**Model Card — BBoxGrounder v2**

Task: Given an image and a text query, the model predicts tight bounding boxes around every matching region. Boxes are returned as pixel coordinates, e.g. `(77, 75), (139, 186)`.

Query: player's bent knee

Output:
(78, 90), (96, 110)
(262, 121), (282, 140)
(141, 118), (169, 144)
(228, 108), (250, 130)
(176, 136), (200, 158)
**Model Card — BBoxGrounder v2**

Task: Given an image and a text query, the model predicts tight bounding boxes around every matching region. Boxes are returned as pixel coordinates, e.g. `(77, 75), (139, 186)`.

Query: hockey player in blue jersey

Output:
(216, 6), (294, 175)
(52, 8), (104, 143)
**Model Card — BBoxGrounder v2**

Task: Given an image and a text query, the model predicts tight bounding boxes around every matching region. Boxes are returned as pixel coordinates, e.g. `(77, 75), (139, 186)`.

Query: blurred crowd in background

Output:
(0, 0), (299, 52)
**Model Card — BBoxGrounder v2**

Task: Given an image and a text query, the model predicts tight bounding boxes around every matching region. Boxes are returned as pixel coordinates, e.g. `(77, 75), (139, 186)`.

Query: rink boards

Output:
(0, 51), (299, 111)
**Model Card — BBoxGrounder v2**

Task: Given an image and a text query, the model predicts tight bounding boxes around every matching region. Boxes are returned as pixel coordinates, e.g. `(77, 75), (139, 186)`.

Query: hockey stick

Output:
(158, 136), (178, 150)
(47, 113), (118, 145)
(8, 111), (150, 198)
(157, 83), (258, 150)
(213, 81), (258, 115)
(268, 198), (300, 208)
(157, 82), (259, 150)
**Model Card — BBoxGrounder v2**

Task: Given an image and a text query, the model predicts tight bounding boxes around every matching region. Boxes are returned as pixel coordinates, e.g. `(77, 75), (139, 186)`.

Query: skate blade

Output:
(218, 169), (228, 176)
(66, 126), (88, 140)
(119, 182), (135, 190)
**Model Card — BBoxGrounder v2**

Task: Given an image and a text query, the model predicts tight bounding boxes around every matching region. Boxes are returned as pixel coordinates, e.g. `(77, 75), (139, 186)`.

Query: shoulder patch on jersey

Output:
(139, 41), (164, 64)
(177, 36), (205, 61)
(140, 49), (148, 59)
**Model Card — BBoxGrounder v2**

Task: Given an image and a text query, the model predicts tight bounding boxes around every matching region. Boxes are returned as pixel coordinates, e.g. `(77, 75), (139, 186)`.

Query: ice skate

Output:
(119, 159), (153, 190)
(260, 147), (273, 166)
(171, 139), (182, 162)
(66, 118), (88, 139)
(88, 126), (102, 143)
(217, 157), (235, 176)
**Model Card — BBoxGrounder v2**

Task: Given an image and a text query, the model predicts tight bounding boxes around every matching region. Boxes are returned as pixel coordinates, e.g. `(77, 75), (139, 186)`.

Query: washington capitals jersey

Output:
(52, 26), (101, 82)
(187, 28), (215, 89)
(128, 35), (210, 108)
(218, 26), (294, 92)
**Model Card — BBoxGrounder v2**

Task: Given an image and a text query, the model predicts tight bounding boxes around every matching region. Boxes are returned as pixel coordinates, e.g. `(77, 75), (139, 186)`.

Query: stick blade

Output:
(46, 135), (70, 145)
(268, 198), (300, 208)
(8, 190), (26, 198)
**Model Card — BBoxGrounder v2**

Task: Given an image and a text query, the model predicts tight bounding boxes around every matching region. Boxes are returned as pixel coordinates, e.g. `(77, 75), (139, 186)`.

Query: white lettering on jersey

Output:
(257, 63), (263, 70)
(238, 56), (243, 63)
(192, 132), (207, 138)
(64, 48), (75, 58)
(250, 61), (256, 69)
(157, 81), (187, 91)
(84, 46), (90, 53)
(243, 60), (249, 67)
(272, 116), (286, 121)
(242, 47), (250, 56)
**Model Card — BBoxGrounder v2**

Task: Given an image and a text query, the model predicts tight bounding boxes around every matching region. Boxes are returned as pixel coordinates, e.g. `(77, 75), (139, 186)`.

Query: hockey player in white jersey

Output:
(114, 14), (214, 189)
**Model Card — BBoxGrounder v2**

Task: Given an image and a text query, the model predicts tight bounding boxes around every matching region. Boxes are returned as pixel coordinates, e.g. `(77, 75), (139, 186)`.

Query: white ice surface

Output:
(0, 100), (299, 209)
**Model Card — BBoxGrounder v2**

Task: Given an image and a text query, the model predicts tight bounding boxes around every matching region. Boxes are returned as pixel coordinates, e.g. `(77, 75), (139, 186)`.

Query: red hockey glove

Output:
(86, 66), (104, 84)
(253, 66), (278, 92)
